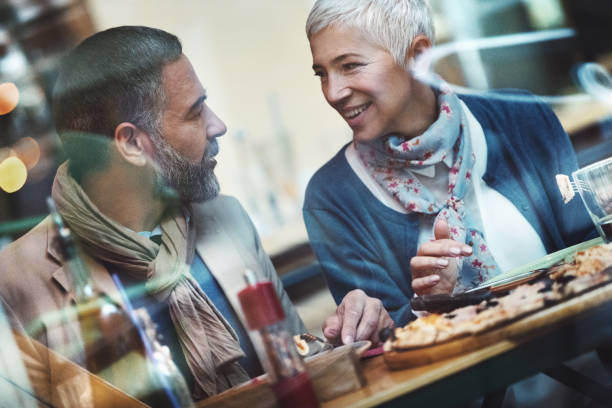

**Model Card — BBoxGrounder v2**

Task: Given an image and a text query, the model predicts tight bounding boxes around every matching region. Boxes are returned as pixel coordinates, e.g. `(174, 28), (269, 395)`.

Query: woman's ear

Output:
(114, 122), (152, 167)
(406, 35), (432, 68)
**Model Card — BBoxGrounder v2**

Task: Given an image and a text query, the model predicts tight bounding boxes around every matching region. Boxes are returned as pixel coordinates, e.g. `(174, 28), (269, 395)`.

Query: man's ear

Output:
(114, 122), (153, 167)
(405, 35), (432, 68)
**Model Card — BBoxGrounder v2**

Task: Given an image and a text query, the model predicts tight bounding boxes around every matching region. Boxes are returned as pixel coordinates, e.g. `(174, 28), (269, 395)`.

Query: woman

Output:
(303, 0), (594, 327)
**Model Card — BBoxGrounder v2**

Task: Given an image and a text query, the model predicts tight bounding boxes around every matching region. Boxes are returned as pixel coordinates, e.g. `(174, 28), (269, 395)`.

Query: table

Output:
(18, 257), (611, 408)
(322, 281), (612, 408)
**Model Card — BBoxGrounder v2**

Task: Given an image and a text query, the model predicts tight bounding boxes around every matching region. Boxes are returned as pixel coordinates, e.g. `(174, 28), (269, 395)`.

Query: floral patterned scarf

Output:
(355, 87), (499, 289)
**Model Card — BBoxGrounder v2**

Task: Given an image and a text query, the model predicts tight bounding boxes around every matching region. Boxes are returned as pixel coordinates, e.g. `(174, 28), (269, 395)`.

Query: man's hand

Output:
(322, 289), (394, 346)
(410, 219), (472, 295)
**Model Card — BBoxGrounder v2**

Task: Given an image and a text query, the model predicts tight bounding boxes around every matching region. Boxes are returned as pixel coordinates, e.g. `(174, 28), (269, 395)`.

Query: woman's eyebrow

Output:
(312, 53), (362, 70)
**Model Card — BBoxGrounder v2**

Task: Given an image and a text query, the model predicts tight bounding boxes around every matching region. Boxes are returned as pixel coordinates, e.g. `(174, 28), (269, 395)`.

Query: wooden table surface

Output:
(322, 282), (612, 408)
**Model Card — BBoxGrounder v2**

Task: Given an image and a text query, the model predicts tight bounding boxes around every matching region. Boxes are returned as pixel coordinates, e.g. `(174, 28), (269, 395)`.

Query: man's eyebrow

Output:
(312, 53), (361, 70)
(187, 94), (207, 116)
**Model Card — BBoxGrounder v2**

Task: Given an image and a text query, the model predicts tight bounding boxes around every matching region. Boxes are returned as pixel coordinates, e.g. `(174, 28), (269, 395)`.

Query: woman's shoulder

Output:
(460, 88), (562, 124)
(304, 142), (385, 215)
(304, 143), (353, 201)
(459, 88), (544, 116)
(460, 89), (562, 142)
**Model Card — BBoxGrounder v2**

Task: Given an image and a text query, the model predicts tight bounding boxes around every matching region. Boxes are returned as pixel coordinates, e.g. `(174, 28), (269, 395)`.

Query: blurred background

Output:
(1, 0), (612, 332)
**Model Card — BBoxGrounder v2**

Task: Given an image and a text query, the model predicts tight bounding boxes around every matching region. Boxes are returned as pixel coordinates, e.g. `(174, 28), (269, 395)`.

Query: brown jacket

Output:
(0, 195), (305, 406)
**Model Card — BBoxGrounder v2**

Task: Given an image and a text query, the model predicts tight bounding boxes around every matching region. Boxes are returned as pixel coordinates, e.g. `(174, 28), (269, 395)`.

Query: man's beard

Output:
(150, 135), (220, 203)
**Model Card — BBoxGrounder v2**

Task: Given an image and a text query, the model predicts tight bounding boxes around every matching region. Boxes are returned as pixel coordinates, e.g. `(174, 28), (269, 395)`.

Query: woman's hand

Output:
(410, 219), (472, 295)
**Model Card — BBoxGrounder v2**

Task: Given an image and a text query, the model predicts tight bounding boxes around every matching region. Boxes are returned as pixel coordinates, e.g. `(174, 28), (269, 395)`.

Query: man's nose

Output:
(324, 74), (351, 105)
(206, 107), (227, 140)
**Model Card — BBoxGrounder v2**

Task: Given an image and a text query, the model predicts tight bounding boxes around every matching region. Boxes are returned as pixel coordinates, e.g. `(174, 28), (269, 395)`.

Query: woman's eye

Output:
(343, 63), (362, 71)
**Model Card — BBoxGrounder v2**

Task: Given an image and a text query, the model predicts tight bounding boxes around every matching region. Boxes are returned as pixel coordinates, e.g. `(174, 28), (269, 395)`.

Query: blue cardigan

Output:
(303, 91), (595, 325)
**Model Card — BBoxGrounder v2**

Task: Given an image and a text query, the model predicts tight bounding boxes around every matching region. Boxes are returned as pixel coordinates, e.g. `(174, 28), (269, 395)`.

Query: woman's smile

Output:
(310, 25), (435, 142)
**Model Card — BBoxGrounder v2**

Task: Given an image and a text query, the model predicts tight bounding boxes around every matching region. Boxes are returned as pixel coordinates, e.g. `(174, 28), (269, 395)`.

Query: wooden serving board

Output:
(199, 341), (368, 408)
(384, 281), (612, 369)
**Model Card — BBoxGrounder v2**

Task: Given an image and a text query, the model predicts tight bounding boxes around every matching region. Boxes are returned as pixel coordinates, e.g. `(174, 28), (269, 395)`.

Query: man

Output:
(0, 26), (392, 405)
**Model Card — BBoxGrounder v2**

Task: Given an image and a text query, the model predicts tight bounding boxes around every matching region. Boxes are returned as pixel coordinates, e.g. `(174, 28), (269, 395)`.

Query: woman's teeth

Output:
(345, 102), (371, 119)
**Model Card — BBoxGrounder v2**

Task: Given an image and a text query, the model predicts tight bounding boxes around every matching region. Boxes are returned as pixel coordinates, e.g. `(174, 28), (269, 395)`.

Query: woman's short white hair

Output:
(306, 0), (435, 69)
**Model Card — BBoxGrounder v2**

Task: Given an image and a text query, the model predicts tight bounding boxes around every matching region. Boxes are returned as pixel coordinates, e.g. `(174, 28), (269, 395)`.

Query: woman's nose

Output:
(324, 75), (351, 105)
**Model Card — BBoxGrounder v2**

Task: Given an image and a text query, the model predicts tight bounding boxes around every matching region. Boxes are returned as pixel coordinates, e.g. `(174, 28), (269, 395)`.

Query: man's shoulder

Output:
(0, 217), (58, 299)
(191, 195), (256, 237)
(191, 195), (262, 255)
(0, 218), (52, 266)
(191, 194), (244, 220)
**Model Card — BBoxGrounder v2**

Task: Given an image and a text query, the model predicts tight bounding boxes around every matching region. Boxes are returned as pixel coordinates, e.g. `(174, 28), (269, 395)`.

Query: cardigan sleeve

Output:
(463, 89), (597, 250)
(303, 206), (415, 326)
(530, 97), (597, 246)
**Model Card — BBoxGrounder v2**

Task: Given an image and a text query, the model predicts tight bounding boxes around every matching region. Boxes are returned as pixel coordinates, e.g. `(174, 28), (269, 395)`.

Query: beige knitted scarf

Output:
(51, 162), (248, 398)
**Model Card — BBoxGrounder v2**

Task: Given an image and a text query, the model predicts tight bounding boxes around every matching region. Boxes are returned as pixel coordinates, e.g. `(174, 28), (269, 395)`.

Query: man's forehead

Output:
(162, 54), (206, 106)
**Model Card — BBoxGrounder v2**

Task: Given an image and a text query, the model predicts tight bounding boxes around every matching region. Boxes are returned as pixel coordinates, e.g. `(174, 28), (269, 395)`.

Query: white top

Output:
(345, 101), (547, 272)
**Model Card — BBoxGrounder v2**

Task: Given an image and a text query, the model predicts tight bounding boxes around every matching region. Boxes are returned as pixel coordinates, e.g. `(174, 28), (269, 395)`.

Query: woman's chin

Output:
(352, 129), (382, 144)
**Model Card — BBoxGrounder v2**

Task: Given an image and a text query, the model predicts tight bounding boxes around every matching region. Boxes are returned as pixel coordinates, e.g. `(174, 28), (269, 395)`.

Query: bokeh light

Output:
(0, 148), (9, 162)
(0, 82), (20, 115)
(11, 137), (41, 170)
(0, 156), (28, 193)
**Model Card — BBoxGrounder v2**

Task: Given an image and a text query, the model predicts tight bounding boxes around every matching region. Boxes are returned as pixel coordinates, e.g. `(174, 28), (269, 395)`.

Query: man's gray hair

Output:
(53, 26), (182, 182)
(306, 0), (435, 69)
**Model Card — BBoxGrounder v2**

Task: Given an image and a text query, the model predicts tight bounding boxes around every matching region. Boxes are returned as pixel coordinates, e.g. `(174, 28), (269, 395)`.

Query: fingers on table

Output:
(322, 313), (342, 343)
(355, 297), (383, 342)
(340, 290), (366, 344)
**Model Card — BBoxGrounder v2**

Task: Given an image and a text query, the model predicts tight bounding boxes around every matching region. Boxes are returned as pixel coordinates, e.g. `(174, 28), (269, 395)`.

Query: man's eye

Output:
(192, 107), (204, 118)
(313, 71), (326, 78)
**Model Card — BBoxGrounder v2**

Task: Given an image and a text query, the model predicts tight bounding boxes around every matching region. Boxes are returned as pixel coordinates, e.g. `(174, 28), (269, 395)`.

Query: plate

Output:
(466, 237), (603, 293)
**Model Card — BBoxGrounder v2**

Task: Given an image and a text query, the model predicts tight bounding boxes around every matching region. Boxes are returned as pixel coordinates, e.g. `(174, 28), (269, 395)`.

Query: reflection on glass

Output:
(0, 302), (37, 408)
(572, 158), (612, 242)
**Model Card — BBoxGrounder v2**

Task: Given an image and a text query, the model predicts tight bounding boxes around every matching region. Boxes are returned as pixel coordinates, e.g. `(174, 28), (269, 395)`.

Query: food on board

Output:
(385, 244), (612, 351)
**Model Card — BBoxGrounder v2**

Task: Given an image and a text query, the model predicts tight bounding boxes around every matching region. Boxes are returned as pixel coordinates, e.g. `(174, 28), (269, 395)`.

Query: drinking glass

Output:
(572, 157), (612, 242)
